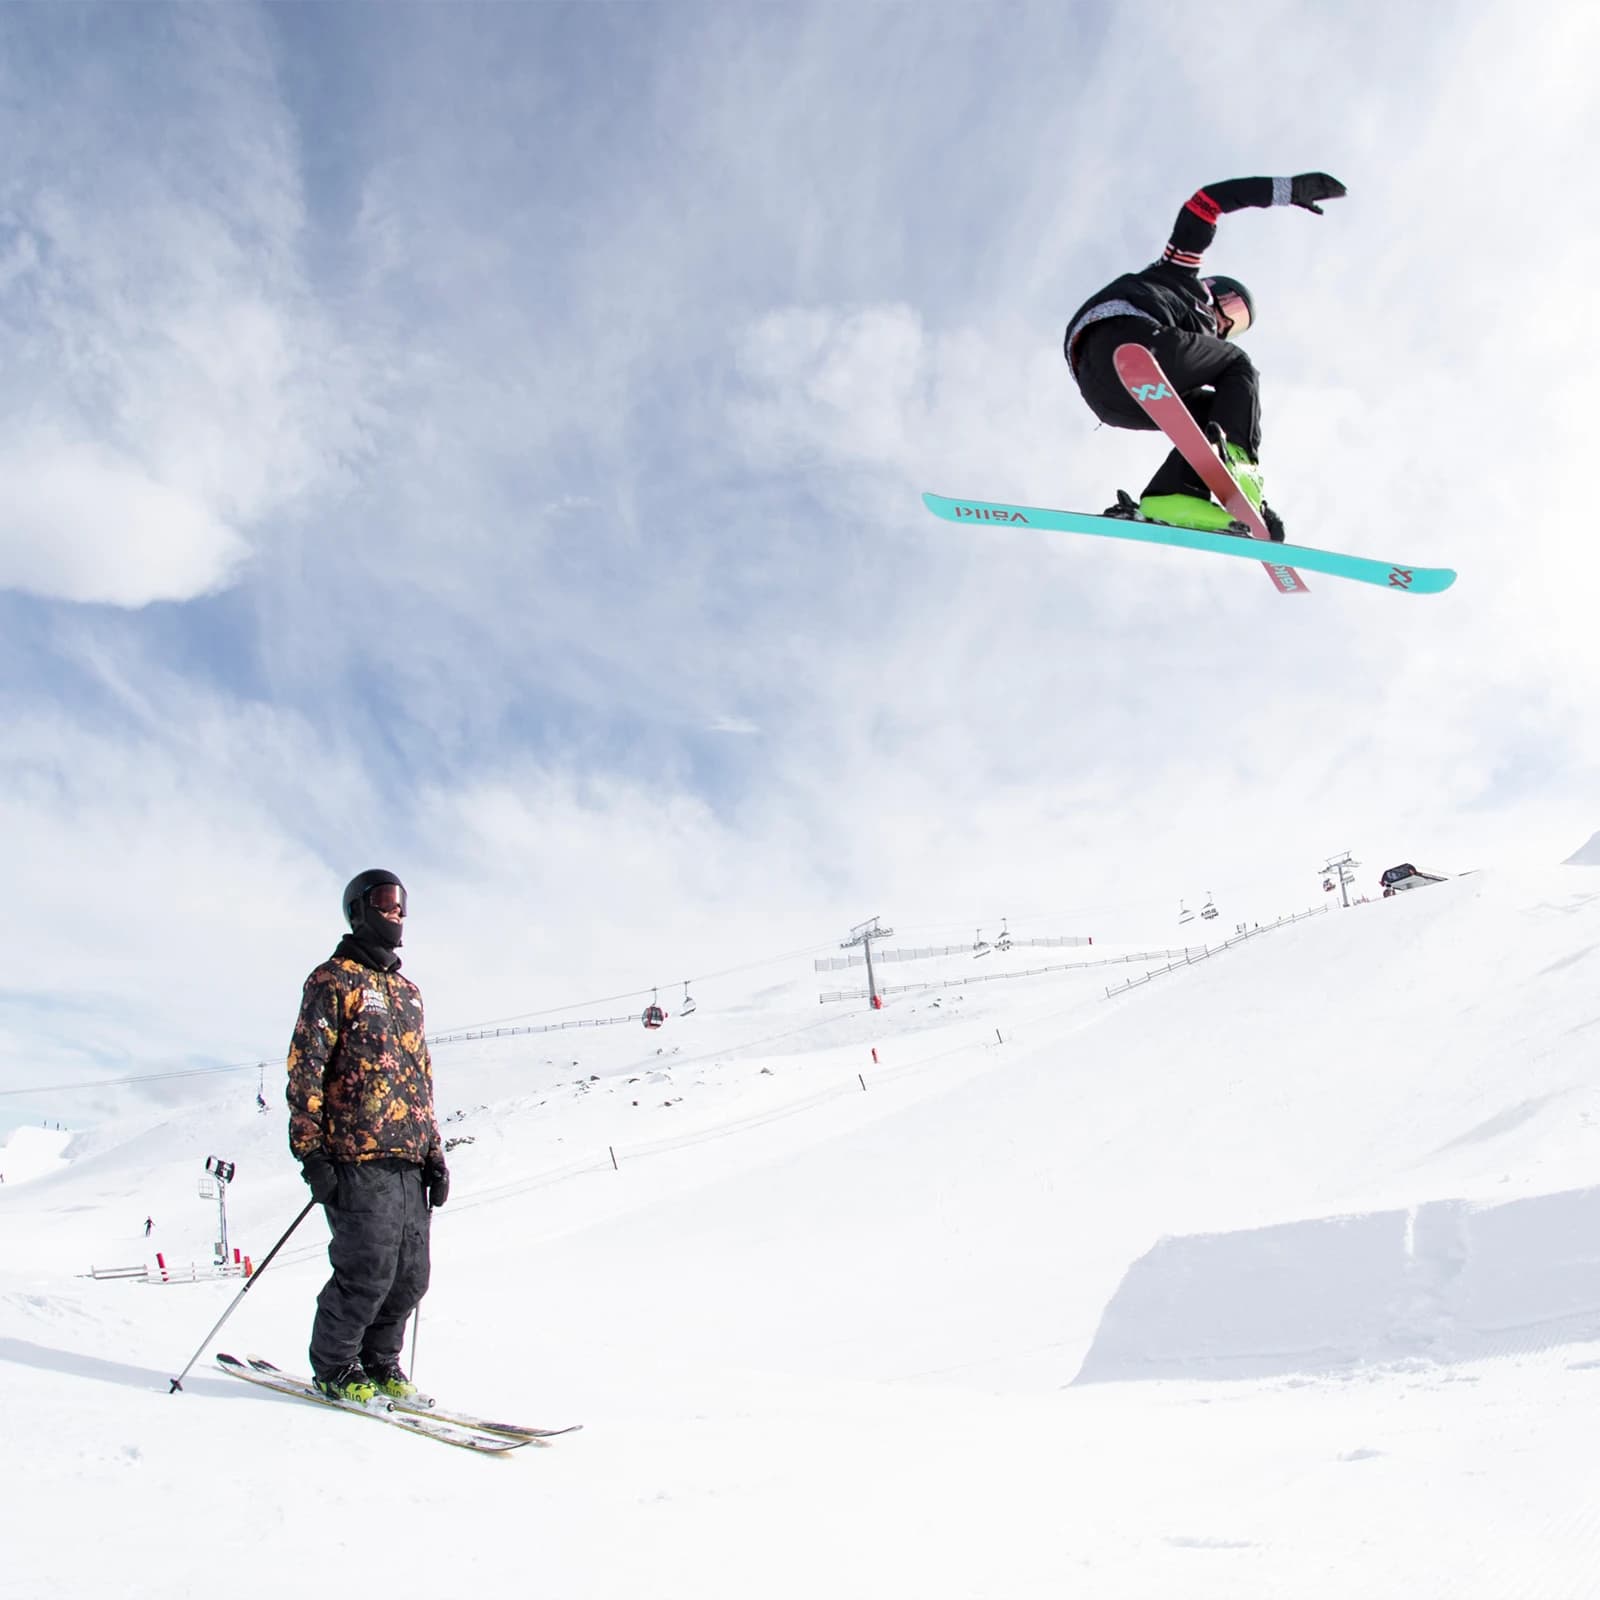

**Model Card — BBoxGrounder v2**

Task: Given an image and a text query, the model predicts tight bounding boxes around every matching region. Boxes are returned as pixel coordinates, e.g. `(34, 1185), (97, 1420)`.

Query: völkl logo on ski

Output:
(954, 505), (1030, 523)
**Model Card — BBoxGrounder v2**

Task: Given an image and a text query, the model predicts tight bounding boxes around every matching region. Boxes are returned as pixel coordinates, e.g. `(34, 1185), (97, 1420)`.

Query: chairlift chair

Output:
(679, 980), (696, 1017)
(1178, 899), (1195, 926)
(1200, 891), (1218, 922)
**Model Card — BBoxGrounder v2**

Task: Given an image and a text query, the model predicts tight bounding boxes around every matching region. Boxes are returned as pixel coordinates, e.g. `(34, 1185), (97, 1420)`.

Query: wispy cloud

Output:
(0, 6), (371, 604)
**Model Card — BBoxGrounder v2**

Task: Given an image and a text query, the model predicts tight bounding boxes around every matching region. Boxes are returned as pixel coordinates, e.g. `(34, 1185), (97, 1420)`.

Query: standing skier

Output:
(1063, 172), (1346, 541)
(286, 869), (450, 1403)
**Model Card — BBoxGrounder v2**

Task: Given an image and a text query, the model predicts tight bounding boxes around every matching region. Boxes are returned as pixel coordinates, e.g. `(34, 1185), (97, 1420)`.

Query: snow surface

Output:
(0, 1125), (72, 1186)
(6, 865), (1600, 1598)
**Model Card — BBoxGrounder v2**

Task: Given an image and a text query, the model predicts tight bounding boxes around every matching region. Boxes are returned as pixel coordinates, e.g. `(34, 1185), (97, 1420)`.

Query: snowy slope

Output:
(0, 1124), (72, 1186)
(5, 865), (1600, 1599)
(1563, 830), (1600, 865)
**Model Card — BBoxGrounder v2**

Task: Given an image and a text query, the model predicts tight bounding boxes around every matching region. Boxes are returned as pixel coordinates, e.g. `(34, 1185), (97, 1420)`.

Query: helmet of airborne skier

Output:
(342, 868), (407, 948)
(1202, 275), (1254, 339)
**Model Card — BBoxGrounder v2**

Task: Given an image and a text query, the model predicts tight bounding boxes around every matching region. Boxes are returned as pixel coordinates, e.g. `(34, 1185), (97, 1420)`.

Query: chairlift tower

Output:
(842, 917), (895, 1010)
(1319, 851), (1360, 909)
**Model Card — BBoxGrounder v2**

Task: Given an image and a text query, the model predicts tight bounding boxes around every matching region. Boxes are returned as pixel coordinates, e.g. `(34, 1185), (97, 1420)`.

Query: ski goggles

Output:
(1206, 283), (1252, 338)
(367, 883), (406, 917)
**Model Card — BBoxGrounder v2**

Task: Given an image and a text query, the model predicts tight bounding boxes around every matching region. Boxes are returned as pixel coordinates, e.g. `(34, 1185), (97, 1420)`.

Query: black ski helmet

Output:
(342, 868), (407, 936)
(1202, 274), (1255, 338)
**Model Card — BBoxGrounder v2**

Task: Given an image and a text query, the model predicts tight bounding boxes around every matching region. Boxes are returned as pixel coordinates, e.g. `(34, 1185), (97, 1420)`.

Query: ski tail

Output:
(1111, 343), (1309, 596)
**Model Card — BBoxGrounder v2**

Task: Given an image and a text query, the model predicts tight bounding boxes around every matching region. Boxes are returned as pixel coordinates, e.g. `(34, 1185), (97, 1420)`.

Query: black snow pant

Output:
(1072, 318), (1262, 499)
(309, 1158), (431, 1379)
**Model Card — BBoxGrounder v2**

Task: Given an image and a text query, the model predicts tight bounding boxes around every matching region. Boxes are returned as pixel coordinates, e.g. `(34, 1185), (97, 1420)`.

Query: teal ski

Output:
(922, 492), (1455, 595)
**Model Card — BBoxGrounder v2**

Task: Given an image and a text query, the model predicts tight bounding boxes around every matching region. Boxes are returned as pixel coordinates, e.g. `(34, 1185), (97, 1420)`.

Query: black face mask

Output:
(362, 912), (404, 949)
(335, 932), (400, 973)
(354, 897), (405, 950)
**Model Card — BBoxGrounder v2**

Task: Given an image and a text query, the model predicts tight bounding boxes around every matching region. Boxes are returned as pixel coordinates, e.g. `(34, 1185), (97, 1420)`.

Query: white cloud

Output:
(0, 428), (249, 603)
(0, 7), (371, 607)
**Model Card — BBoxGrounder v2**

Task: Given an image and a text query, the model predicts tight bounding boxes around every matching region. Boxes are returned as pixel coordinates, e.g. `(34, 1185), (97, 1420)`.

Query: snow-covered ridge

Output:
(1563, 828), (1600, 866)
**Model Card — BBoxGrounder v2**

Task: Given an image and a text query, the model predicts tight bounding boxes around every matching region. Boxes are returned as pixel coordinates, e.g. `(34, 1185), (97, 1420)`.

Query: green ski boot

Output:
(1212, 429), (1286, 541)
(362, 1358), (418, 1400)
(1217, 437), (1265, 510)
(314, 1363), (379, 1403)
(1137, 491), (1248, 534)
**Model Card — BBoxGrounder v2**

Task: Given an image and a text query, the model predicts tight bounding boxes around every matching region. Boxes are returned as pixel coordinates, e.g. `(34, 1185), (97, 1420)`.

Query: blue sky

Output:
(4, 1), (1599, 1130)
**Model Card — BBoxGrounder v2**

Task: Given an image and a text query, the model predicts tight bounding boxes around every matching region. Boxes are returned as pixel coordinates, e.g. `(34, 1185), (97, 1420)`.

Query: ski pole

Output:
(168, 1199), (315, 1393)
(408, 1180), (437, 1379)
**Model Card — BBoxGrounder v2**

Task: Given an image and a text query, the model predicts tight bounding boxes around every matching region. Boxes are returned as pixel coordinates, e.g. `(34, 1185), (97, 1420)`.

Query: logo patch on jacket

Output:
(359, 989), (389, 1015)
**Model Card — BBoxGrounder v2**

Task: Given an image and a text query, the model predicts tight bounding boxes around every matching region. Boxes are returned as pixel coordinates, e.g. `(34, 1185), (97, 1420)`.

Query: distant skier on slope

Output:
(1063, 172), (1347, 542)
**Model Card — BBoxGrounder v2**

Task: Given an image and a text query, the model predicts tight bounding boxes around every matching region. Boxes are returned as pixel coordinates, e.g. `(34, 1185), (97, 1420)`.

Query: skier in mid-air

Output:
(1063, 172), (1346, 542)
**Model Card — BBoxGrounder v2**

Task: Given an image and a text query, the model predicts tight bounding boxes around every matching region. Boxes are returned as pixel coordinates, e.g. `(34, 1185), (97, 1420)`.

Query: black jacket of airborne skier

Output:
(1063, 177), (1287, 377)
(1063, 173), (1345, 499)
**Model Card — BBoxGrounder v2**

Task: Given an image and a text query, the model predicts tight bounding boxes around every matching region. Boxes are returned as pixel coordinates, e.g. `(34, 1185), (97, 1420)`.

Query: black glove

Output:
(1289, 172), (1346, 215)
(423, 1155), (450, 1209)
(301, 1154), (338, 1206)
